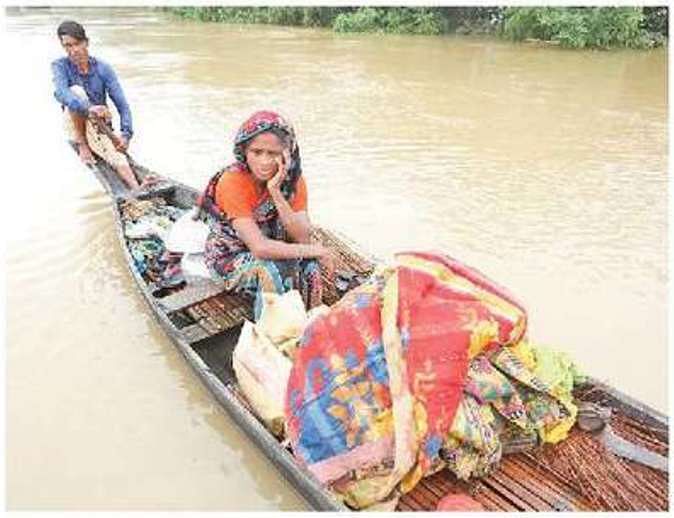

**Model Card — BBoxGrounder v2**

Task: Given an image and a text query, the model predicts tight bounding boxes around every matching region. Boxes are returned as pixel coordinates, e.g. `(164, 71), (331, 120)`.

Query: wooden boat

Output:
(88, 153), (669, 512)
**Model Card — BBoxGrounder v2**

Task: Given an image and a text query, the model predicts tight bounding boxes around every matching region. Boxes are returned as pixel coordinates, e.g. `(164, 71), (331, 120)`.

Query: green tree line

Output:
(168, 6), (667, 49)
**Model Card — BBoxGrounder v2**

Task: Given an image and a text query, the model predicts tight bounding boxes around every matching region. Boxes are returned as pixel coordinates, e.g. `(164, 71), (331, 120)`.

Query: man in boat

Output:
(51, 20), (141, 190)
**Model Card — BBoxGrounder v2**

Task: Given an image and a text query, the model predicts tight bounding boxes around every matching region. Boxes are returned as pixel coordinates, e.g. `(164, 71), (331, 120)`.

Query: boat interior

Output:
(94, 156), (669, 511)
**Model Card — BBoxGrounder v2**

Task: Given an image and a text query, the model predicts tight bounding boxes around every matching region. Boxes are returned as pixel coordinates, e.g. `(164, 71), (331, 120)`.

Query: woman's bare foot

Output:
(77, 142), (96, 165)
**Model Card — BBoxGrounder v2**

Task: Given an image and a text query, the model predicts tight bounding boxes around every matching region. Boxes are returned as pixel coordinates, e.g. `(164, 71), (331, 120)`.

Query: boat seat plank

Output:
(157, 280), (226, 313)
(180, 322), (214, 344)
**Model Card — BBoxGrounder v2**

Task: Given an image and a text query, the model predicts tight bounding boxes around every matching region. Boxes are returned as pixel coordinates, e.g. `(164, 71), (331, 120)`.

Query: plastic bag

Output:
(164, 209), (209, 254)
(233, 320), (293, 436)
(256, 290), (308, 344)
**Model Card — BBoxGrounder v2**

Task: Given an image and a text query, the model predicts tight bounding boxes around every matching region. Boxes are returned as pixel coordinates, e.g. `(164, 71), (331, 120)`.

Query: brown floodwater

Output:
(4, 6), (668, 510)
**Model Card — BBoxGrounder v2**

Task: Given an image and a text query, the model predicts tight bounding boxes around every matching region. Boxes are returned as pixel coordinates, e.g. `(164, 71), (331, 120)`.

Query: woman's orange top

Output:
(214, 170), (307, 220)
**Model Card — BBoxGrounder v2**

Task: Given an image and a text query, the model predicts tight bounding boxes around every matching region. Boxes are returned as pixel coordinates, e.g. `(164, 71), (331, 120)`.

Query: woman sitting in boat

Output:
(198, 110), (334, 318)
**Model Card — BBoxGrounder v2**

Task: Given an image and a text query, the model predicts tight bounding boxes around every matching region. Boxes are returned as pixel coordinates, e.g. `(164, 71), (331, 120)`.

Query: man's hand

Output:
(88, 104), (111, 121)
(112, 134), (128, 152)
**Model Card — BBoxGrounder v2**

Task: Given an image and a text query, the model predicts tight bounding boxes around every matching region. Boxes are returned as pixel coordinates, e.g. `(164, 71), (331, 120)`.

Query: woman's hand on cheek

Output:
(267, 155), (287, 193)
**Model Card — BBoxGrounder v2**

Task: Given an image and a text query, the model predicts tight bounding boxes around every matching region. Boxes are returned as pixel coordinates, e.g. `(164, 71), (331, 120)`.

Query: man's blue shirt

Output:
(51, 56), (133, 140)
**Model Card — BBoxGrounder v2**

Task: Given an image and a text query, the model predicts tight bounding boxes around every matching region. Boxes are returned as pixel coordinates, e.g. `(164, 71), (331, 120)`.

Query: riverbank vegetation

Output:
(168, 6), (667, 49)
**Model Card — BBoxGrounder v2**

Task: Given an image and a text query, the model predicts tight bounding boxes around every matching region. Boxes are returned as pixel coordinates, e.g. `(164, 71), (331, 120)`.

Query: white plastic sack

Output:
(180, 252), (212, 279)
(233, 320), (292, 436)
(307, 304), (330, 323)
(165, 209), (209, 254)
(256, 289), (308, 344)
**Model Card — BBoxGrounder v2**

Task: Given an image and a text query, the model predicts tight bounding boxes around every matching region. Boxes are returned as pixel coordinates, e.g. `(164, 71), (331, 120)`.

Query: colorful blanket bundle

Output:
(284, 251), (580, 509)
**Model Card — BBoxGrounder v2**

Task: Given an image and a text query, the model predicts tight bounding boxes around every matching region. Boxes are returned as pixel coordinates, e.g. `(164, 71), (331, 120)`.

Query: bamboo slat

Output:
(157, 280), (226, 313)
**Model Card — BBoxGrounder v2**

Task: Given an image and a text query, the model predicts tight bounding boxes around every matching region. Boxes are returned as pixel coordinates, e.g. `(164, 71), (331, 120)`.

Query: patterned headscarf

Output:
(198, 110), (303, 220)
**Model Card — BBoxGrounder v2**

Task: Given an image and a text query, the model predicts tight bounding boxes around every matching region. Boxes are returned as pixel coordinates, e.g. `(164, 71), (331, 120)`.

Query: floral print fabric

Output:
(284, 251), (579, 509)
(284, 251), (529, 508)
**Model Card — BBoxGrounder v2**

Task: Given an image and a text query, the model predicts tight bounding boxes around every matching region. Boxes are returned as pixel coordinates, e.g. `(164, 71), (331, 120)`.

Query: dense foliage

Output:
(168, 6), (667, 49)
(503, 7), (665, 48)
(169, 7), (343, 27)
(332, 7), (441, 35)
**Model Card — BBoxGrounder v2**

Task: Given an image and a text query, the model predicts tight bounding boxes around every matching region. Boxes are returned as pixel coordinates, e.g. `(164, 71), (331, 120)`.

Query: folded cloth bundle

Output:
(284, 251), (580, 509)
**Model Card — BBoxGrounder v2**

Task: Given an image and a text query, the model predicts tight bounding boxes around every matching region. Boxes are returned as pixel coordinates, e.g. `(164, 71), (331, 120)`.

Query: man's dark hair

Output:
(57, 20), (87, 42)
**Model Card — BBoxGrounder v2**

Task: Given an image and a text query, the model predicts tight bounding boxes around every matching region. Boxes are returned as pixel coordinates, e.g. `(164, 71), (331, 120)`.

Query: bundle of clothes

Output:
(120, 197), (210, 296)
(233, 251), (584, 510)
